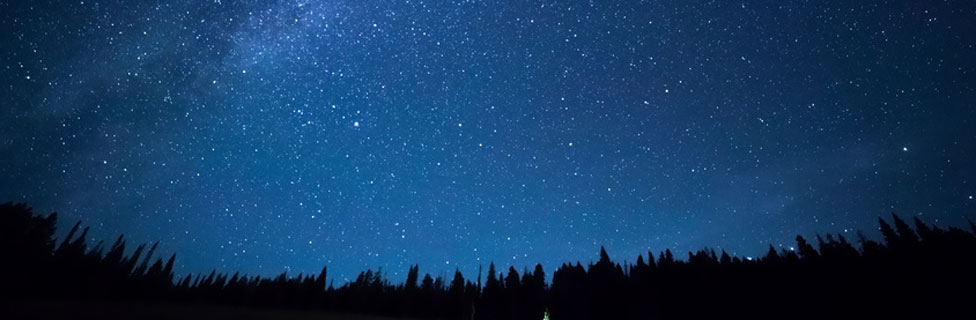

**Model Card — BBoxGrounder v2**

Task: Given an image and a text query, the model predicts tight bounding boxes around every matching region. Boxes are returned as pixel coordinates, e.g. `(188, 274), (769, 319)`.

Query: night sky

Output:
(3, 0), (975, 283)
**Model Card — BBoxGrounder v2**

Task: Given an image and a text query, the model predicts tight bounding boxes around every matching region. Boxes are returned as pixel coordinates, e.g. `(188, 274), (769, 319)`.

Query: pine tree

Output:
(504, 266), (521, 292)
(449, 269), (465, 294)
(421, 274), (434, 292)
(913, 217), (936, 242)
(796, 235), (820, 260)
(720, 250), (732, 265)
(879, 217), (899, 247)
(765, 245), (780, 263)
(485, 262), (499, 291)
(315, 266), (327, 292)
(891, 214), (920, 246)
(599, 246), (612, 265)
(405, 264), (419, 291)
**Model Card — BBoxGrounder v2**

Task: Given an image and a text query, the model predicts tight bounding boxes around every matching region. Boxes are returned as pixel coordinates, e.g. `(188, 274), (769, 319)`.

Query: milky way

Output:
(2, 0), (975, 282)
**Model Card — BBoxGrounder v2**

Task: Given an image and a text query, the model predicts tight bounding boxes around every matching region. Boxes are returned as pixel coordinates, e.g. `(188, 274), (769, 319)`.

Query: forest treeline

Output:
(3, 201), (975, 319)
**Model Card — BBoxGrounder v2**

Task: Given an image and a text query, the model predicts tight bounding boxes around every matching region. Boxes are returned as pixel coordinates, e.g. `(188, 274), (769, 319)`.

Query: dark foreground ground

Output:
(6, 299), (412, 320)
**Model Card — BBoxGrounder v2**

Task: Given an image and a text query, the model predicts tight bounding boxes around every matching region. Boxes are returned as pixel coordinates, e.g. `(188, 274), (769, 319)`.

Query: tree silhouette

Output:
(3, 201), (975, 319)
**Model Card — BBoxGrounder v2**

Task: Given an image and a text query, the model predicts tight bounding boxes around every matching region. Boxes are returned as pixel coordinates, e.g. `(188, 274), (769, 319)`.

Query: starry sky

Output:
(2, 0), (975, 283)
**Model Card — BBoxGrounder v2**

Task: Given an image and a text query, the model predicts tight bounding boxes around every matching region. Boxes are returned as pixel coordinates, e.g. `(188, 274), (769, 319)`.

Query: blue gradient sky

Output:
(2, 0), (975, 283)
